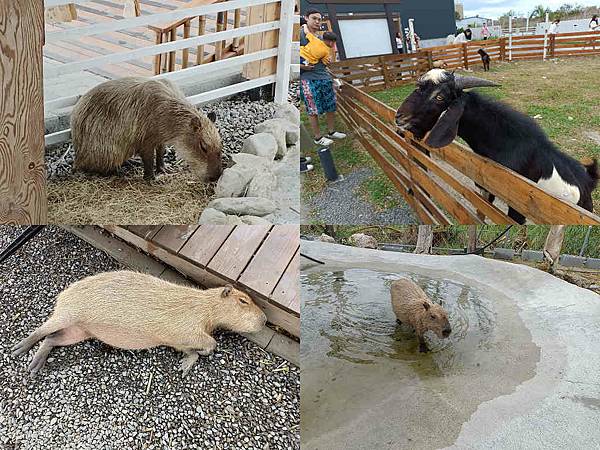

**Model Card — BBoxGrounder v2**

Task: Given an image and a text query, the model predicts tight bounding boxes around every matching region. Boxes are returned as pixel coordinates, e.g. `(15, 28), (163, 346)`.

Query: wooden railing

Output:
(335, 81), (600, 225)
(331, 30), (600, 89)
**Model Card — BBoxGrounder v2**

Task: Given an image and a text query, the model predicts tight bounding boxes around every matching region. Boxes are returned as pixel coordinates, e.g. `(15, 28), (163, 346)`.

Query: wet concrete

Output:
(300, 241), (600, 450)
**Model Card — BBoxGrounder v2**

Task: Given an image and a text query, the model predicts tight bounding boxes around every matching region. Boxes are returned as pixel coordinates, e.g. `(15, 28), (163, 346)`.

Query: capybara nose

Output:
(442, 327), (452, 338)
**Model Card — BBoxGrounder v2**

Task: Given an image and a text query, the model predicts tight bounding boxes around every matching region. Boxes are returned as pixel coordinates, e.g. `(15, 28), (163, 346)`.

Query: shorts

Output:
(300, 78), (337, 116)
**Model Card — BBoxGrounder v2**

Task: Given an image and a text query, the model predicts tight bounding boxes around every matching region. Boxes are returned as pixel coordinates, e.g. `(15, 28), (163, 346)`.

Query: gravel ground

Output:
(47, 81), (301, 180)
(304, 168), (417, 224)
(0, 227), (299, 450)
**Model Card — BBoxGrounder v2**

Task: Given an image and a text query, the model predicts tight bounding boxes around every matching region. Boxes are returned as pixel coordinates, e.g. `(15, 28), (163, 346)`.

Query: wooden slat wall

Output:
(336, 81), (600, 225)
(0, 0), (47, 225)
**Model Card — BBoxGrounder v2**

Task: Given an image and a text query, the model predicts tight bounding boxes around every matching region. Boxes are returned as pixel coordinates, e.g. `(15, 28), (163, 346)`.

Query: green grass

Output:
(370, 56), (600, 213)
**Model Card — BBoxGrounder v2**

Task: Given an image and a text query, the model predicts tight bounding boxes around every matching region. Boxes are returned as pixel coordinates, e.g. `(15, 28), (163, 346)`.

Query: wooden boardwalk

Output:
(103, 225), (300, 337)
(44, 0), (244, 80)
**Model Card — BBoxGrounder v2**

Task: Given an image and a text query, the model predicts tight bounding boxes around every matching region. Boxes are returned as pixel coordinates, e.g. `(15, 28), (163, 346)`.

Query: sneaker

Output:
(314, 136), (333, 146)
(327, 131), (347, 139)
(300, 164), (314, 173)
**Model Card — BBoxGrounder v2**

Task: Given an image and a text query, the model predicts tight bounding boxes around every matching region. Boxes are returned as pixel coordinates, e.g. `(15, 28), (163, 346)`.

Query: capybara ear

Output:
(221, 284), (233, 298)
(191, 116), (202, 133)
(422, 302), (430, 311)
(207, 111), (217, 123)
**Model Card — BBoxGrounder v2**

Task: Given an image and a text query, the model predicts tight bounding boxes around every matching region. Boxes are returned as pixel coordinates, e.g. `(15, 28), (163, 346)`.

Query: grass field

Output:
(371, 55), (600, 213)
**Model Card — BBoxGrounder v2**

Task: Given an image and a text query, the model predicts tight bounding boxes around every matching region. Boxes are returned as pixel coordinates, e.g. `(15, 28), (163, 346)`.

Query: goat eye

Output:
(435, 95), (444, 101)
(239, 298), (249, 305)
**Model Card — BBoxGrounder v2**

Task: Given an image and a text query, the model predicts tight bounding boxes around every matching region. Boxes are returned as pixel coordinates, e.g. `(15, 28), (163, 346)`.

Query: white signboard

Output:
(338, 18), (393, 58)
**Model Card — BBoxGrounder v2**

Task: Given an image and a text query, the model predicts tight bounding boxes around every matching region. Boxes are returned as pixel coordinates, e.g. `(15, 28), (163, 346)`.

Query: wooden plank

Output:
(127, 226), (162, 240)
(0, 0), (46, 224)
(207, 225), (271, 279)
(271, 249), (299, 314)
(242, 4), (265, 79)
(239, 225), (299, 299)
(151, 225), (198, 253)
(179, 224), (235, 266)
(341, 81), (396, 122)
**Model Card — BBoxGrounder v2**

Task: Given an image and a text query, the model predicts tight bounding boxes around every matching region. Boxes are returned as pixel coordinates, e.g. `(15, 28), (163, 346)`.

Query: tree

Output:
(529, 4), (550, 19)
(414, 226), (433, 254)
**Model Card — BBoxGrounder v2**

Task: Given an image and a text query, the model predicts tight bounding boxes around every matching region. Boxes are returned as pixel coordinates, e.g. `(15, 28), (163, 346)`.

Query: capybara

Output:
(477, 48), (491, 71)
(71, 77), (223, 181)
(13, 271), (267, 376)
(390, 278), (451, 352)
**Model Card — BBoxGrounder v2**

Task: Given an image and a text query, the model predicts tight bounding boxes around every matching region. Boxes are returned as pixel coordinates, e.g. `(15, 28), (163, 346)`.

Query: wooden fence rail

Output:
(336, 81), (600, 225)
(331, 30), (600, 89)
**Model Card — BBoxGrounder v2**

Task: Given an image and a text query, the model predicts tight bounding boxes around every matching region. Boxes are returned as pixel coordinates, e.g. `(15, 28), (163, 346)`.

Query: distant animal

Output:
(71, 77), (223, 181)
(432, 60), (448, 69)
(13, 271), (267, 376)
(390, 278), (451, 353)
(395, 69), (599, 223)
(477, 48), (491, 71)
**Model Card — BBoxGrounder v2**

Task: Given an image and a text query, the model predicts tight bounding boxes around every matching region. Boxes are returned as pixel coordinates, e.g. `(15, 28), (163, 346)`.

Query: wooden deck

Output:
(103, 225), (300, 337)
(44, 0), (245, 80)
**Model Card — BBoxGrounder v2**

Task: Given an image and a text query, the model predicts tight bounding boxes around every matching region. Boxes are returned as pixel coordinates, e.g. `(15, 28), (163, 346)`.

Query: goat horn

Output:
(454, 75), (500, 89)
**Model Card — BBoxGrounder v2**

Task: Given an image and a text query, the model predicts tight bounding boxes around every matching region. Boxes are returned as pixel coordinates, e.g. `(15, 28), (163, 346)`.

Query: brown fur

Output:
(12, 271), (266, 375)
(71, 77), (223, 181)
(432, 60), (448, 69)
(390, 278), (451, 352)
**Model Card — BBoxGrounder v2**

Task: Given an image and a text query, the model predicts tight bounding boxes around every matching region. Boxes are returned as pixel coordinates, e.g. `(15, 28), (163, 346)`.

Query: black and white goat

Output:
(395, 68), (599, 223)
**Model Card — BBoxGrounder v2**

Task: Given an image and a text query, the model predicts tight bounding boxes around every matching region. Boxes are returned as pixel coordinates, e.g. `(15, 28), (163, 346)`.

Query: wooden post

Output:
(169, 27), (176, 72)
(197, 16), (206, 65)
(232, 8), (242, 51)
(0, 0), (46, 224)
(380, 56), (390, 89)
(154, 32), (163, 75)
(182, 19), (191, 69)
(215, 11), (226, 61)
(426, 50), (433, 70)
(467, 225), (477, 253)
(499, 37), (506, 61)
(549, 34), (556, 58)
(462, 43), (469, 69)
(273, 0), (294, 104)
(414, 225), (433, 254)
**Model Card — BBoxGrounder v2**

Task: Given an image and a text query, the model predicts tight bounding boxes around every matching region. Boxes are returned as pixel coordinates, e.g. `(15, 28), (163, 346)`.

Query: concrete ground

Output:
(0, 227), (299, 449)
(300, 240), (600, 450)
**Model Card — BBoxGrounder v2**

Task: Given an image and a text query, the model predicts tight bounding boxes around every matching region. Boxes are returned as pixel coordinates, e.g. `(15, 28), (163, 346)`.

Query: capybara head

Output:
(418, 302), (452, 339)
(184, 112), (223, 182)
(216, 284), (267, 333)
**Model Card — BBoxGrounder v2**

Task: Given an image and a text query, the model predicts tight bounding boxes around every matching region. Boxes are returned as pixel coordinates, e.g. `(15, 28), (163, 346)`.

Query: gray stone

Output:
(246, 167), (278, 198)
(231, 153), (273, 170)
(274, 103), (300, 124)
(207, 197), (277, 216)
(214, 165), (256, 198)
(255, 119), (287, 158)
(493, 248), (515, 260)
(224, 215), (244, 225)
(319, 234), (336, 243)
(349, 233), (378, 249)
(240, 133), (278, 161)
(197, 208), (228, 224)
(240, 215), (272, 225)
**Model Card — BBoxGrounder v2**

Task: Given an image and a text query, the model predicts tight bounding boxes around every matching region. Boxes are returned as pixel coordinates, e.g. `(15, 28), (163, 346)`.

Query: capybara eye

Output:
(239, 298), (249, 305)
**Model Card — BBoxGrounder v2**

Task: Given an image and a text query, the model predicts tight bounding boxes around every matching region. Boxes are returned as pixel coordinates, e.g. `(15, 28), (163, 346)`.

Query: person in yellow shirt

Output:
(300, 24), (337, 67)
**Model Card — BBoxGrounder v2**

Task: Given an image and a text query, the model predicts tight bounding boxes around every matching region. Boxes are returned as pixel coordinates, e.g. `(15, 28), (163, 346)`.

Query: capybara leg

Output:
(179, 350), (199, 377)
(155, 146), (167, 174)
(195, 334), (217, 356)
(418, 336), (429, 353)
(141, 151), (156, 181)
(12, 318), (68, 356)
(28, 326), (88, 374)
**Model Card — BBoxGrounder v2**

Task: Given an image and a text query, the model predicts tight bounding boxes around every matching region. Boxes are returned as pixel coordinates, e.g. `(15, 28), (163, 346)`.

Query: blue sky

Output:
(460, 1), (599, 19)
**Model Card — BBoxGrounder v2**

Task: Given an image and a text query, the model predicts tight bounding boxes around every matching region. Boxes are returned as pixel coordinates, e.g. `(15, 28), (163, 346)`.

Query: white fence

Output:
(44, 0), (299, 146)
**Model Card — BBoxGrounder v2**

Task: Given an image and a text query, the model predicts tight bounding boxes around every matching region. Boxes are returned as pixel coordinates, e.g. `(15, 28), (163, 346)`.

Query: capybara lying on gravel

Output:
(391, 278), (452, 352)
(71, 77), (223, 181)
(13, 271), (267, 376)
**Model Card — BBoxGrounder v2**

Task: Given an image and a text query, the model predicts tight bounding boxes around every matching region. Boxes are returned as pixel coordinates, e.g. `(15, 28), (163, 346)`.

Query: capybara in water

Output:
(71, 77), (223, 181)
(390, 278), (451, 352)
(13, 271), (267, 376)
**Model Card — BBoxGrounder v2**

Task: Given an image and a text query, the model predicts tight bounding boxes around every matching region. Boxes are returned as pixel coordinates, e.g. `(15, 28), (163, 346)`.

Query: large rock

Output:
(207, 197), (277, 217)
(241, 133), (278, 161)
(246, 167), (277, 198)
(214, 164), (256, 198)
(241, 215), (272, 225)
(349, 233), (378, 249)
(319, 234), (336, 243)
(232, 153), (273, 170)
(224, 215), (244, 225)
(274, 103), (300, 124)
(255, 119), (286, 157)
(198, 208), (228, 224)
(281, 119), (299, 146)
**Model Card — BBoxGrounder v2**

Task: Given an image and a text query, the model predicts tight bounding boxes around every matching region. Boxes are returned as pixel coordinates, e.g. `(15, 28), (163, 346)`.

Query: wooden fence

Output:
(331, 30), (600, 89)
(335, 81), (600, 225)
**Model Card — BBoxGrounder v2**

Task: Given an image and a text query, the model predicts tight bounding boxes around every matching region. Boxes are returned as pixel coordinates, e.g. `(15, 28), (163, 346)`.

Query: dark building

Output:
(300, 0), (456, 41)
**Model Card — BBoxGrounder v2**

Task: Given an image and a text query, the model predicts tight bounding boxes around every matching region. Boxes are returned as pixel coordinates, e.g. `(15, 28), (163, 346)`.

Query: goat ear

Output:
(425, 97), (466, 148)
(423, 302), (431, 311)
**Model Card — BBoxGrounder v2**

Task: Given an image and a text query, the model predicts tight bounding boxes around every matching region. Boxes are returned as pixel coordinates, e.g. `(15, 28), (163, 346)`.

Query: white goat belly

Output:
(537, 167), (581, 204)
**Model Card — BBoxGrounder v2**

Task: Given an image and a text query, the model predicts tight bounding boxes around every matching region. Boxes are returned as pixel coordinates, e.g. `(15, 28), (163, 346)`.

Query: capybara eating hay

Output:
(13, 271), (267, 376)
(390, 278), (452, 352)
(71, 77), (223, 181)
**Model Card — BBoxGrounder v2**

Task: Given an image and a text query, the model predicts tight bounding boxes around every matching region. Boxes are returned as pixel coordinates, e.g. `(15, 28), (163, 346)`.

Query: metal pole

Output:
(543, 12), (549, 60)
(408, 18), (416, 53)
(508, 14), (513, 61)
